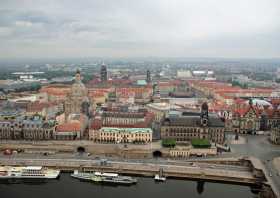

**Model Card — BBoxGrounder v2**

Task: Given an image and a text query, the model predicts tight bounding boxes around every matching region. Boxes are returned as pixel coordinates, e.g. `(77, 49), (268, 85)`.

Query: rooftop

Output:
(100, 127), (152, 134)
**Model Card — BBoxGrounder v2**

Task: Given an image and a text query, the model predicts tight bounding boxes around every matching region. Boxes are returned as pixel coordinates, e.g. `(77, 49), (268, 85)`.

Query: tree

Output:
(162, 139), (176, 148)
(191, 138), (211, 148)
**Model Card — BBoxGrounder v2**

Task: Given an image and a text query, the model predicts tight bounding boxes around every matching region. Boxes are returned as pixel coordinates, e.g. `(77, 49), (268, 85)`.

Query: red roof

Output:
(56, 122), (81, 132)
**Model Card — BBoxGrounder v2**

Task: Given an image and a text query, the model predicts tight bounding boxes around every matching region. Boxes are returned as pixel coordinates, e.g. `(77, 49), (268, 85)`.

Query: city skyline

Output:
(0, 0), (279, 59)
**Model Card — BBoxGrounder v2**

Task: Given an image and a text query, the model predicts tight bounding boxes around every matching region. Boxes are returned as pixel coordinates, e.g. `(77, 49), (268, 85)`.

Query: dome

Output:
(70, 81), (87, 97)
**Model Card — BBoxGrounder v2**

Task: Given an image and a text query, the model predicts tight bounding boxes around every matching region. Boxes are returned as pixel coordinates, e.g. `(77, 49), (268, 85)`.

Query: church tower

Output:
(153, 82), (161, 103)
(200, 102), (209, 127)
(100, 63), (108, 82)
(146, 70), (151, 83)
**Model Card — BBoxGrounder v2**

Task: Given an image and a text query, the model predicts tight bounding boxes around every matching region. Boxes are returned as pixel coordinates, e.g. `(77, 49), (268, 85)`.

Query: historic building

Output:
(146, 70), (151, 83)
(0, 115), (56, 140)
(161, 103), (225, 144)
(271, 125), (280, 145)
(153, 82), (161, 103)
(22, 116), (55, 140)
(102, 111), (145, 126)
(64, 70), (90, 122)
(231, 99), (280, 134)
(54, 121), (82, 140)
(0, 101), (24, 121)
(100, 63), (108, 82)
(232, 100), (260, 134)
(93, 127), (152, 144)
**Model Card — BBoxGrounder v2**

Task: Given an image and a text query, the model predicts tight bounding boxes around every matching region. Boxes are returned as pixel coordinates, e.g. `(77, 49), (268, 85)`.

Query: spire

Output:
(146, 70), (151, 83)
(75, 69), (81, 82)
(100, 63), (107, 82)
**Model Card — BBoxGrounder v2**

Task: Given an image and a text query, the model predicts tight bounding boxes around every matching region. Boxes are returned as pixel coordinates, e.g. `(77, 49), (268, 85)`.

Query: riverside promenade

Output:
(0, 156), (278, 197)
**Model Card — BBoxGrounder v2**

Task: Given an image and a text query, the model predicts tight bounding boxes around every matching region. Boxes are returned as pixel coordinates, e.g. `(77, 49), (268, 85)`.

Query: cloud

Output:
(15, 20), (33, 27)
(0, 0), (279, 59)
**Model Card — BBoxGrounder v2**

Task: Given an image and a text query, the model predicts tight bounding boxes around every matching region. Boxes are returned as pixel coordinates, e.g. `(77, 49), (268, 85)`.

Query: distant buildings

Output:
(177, 70), (192, 79)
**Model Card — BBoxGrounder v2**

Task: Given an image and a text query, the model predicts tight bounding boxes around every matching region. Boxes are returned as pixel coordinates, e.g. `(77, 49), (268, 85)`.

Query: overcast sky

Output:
(0, 0), (279, 59)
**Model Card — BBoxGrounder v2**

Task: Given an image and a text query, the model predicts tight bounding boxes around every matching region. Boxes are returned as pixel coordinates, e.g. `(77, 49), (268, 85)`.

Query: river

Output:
(0, 174), (257, 198)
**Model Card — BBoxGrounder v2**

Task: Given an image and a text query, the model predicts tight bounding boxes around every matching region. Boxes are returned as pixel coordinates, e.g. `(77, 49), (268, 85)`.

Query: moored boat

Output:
(154, 174), (166, 182)
(0, 166), (60, 181)
(71, 171), (137, 185)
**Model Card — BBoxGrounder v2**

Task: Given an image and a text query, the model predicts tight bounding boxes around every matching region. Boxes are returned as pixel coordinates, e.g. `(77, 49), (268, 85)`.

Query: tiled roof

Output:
(56, 121), (81, 132)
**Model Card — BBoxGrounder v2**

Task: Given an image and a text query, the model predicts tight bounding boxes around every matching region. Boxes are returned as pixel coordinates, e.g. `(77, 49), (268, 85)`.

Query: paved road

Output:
(0, 153), (250, 172)
(227, 134), (280, 193)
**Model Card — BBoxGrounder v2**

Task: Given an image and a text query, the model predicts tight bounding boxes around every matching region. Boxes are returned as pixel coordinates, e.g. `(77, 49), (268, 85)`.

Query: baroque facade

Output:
(93, 127), (152, 144)
(64, 70), (90, 122)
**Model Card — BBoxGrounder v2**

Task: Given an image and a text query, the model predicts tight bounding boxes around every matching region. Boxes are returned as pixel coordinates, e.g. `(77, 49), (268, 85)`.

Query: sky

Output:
(0, 0), (279, 59)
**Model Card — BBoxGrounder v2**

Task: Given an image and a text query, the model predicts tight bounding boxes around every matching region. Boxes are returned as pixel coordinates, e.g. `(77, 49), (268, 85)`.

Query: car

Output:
(3, 149), (12, 155)
(87, 153), (91, 156)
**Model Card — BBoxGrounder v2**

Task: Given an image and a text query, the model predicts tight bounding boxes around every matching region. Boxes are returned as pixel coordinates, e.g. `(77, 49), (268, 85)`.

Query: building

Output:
(0, 101), (24, 121)
(0, 115), (56, 140)
(54, 121), (82, 140)
(169, 146), (217, 158)
(161, 103), (225, 144)
(93, 127), (152, 144)
(146, 102), (175, 122)
(102, 111), (145, 126)
(39, 84), (71, 102)
(64, 70), (90, 122)
(176, 70), (193, 79)
(232, 98), (280, 134)
(22, 116), (55, 140)
(100, 63), (108, 82)
(153, 83), (161, 103)
(271, 125), (280, 144)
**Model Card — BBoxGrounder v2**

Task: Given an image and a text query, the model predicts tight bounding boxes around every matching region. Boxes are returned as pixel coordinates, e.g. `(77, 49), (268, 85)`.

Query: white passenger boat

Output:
(154, 174), (166, 182)
(71, 170), (137, 185)
(0, 166), (60, 179)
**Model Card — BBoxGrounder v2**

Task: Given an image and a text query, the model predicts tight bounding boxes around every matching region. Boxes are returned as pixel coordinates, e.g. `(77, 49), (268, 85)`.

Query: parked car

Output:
(3, 149), (12, 155)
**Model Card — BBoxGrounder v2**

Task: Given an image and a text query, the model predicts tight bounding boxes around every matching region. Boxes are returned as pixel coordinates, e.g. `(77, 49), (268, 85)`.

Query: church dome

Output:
(70, 81), (87, 96)
(69, 70), (87, 97)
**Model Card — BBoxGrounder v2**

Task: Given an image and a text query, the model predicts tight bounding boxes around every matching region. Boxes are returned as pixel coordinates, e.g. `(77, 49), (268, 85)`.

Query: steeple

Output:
(75, 69), (81, 82)
(100, 63), (108, 82)
(146, 70), (151, 83)
(200, 102), (209, 127)
(153, 82), (161, 103)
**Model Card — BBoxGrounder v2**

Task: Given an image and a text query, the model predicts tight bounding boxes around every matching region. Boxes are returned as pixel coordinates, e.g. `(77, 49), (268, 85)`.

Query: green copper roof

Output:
(137, 80), (147, 86)
(100, 127), (152, 133)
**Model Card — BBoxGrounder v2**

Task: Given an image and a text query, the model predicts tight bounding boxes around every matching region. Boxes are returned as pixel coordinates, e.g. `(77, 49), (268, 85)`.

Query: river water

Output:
(0, 174), (256, 198)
